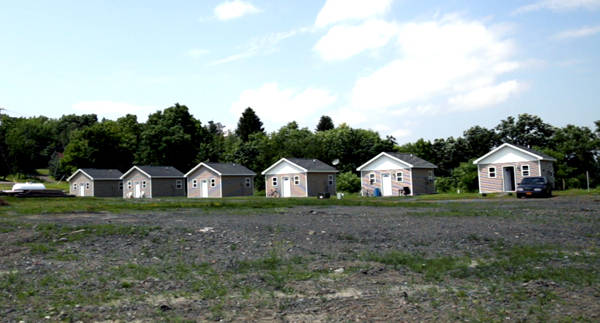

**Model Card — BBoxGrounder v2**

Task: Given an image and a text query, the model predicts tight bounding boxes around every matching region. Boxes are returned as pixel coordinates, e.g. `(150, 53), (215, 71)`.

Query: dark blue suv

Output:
(516, 176), (552, 198)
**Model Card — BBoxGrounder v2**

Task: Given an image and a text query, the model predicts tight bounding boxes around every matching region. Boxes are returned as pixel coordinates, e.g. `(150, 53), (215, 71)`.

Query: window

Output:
(428, 170), (434, 183)
(396, 172), (403, 182)
(293, 175), (300, 185)
(521, 165), (530, 177)
(272, 177), (278, 187)
(85, 183), (90, 190)
(488, 167), (496, 178)
(119, 182), (123, 190)
(210, 178), (216, 187)
(369, 173), (375, 185)
(127, 181), (132, 189)
(245, 177), (251, 188)
(73, 183), (78, 190)
(192, 179), (198, 188)
(176, 180), (183, 189)
(142, 180), (147, 188)
(328, 175), (334, 185)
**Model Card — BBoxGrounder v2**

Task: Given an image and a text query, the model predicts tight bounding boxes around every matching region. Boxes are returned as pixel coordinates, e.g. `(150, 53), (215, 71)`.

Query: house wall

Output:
(222, 176), (254, 197)
(122, 169), (152, 198)
(540, 161), (555, 188)
(265, 173), (307, 197)
(306, 173), (336, 196)
(411, 168), (436, 195)
(187, 167), (221, 198)
(151, 178), (185, 197)
(360, 169), (413, 196)
(478, 160), (540, 193)
(93, 180), (122, 197)
(69, 173), (94, 197)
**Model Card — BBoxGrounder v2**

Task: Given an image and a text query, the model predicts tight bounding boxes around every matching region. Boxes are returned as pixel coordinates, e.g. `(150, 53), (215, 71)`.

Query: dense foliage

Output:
(0, 106), (598, 192)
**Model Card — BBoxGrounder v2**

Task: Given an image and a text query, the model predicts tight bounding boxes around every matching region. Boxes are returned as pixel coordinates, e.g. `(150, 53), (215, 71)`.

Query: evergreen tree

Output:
(235, 107), (264, 142)
(316, 115), (334, 132)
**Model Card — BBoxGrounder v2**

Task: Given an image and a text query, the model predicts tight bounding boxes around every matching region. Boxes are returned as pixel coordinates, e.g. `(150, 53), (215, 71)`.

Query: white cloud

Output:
(514, 0), (600, 14)
(314, 20), (399, 61)
(315, 0), (393, 27)
(448, 80), (523, 110)
(230, 83), (337, 129)
(185, 48), (209, 58)
(214, 0), (260, 21)
(72, 101), (158, 122)
(554, 25), (600, 39)
(350, 15), (521, 111)
(210, 28), (308, 65)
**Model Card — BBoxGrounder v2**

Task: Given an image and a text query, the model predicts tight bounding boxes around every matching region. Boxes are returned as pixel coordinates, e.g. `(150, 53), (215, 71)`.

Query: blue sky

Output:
(1, 0), (599, 143)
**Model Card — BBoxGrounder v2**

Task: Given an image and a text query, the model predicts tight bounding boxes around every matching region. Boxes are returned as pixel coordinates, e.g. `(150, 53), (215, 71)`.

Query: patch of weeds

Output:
(50, 250), (81, 261)
(209, 301), (225, 321)
(0, 220), (31, 233)
(111, 263), (160, 281)
(336, 233), (358, 242)
(26, 242), (55, 255)
(230, 243), (237, 251)
(192, 277), (228, 300)
(32, 223), (160, 242)
(363, 250), (470, 281)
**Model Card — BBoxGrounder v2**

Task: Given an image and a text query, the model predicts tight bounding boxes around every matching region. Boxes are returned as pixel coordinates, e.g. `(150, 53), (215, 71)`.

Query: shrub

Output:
(435, 177), (456, 193)
(336, 171), (361, 193)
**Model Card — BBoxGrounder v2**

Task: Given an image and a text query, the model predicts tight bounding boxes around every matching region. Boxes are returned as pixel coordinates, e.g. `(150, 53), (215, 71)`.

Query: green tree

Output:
(235, 107), (264, 142)
(451, 160), (478, 192)
(316, 115), (334, 132)
(496, 114), (555, 148)
(336, 171), (361, 192)
(5, 117), (57, 174)
(549, 124), (600, 188)
(463, 125), (499, 159)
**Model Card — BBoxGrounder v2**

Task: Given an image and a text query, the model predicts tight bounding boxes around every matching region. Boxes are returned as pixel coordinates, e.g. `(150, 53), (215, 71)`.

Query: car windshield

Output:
(521, 177), (545, 184)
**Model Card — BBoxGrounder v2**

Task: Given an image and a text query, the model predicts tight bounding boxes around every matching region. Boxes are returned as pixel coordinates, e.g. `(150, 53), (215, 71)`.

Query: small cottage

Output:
(357, 152), (437, 196)
(473, 143), (556, 193)
(120, 166), (185, 198)
(185, 162), (256, 198)
(262, 158), (337, 198)
(67, 168), (123, 197)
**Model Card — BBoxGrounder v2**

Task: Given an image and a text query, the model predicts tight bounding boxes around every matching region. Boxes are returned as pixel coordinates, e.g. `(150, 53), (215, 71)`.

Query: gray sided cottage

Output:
(120, 166), (185, 198)
(473, 143), (556, 193)
(262, 158), (337, 198)
(357, 152), (437, 196)
(67, 168), (123, 197)
(185, 162), (256, 198)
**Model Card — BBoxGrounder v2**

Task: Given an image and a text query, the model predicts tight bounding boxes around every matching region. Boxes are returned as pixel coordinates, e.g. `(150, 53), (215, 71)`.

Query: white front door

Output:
(135, 183), (141, 198)
(80, 184), (85, 197)
(382, 173), (392, 196)
(201, 180), (208, 198)
(282, 177), (291, 197)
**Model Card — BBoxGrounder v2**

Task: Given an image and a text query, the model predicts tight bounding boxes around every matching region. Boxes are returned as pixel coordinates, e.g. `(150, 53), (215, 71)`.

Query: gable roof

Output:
(120, 166), (184, 179)
(185, 162), (256, 177)
(67, 168), (123, 181)
(261, 158), (337, 175)
(473, 143), (556, 164)
(356, 152), (437, 171)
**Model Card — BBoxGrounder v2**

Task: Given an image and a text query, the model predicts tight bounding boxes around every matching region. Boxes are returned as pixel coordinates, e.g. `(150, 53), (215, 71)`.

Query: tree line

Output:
(0, 104), (597, 192)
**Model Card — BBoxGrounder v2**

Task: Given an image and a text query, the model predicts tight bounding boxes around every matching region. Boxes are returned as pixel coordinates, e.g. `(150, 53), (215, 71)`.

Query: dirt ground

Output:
(1, 195), (599, 322)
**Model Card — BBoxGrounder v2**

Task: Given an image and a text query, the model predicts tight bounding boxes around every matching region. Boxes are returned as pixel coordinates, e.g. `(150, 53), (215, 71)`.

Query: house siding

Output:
(265, 173), (307, 198)
(306, 173), (336, 196)
(151, 178), (185, 197)
(93, 180), (122, 197)
(122, 170), (152, 198)
(540, 160), (555, 188)
(478, 160), (540, 193)
(412, 168), (436, 195)
(69, 173), (94, 197)
(221, 176), (254, 197)
(361, 169), (413, 196)
(187, 167), (221, 198)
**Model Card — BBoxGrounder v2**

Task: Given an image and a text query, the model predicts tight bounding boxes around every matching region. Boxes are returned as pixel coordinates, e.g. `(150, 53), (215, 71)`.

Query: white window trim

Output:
(127, 181), (132, 189)
(488, 167), (496, 178)
(73, 183), (78, 190)
(210, 178), (216, 187)
(396, 171), (403, 182)
(293, 175), (300, 185)
(272, 177), (278, 187)
(369, 173), (376, 184)
(85, 183), (90, 190)
(521, 165), (530, 177)
(192, 179), (198, 188)
(142, 180), (147, 188)
(176, 179), (183, 189)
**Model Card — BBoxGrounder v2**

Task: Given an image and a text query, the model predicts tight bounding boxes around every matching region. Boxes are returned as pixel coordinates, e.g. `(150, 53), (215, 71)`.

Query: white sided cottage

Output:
(357, 152), (437, 196)
(473, 143), (556, 194)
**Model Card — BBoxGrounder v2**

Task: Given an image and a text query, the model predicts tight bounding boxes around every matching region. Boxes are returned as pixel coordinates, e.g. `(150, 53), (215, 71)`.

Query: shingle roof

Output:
(286, 158), (337, 172)
(513, 145), (556, 161)
(80, 168), (123, 180)
(204, 162), (256, 176)
(137, 166), (184, 178)
(386, 152), (438, 168)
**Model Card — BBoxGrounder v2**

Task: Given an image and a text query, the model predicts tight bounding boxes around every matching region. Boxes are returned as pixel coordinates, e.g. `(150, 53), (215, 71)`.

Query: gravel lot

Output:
(1, 195), (599, 322)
